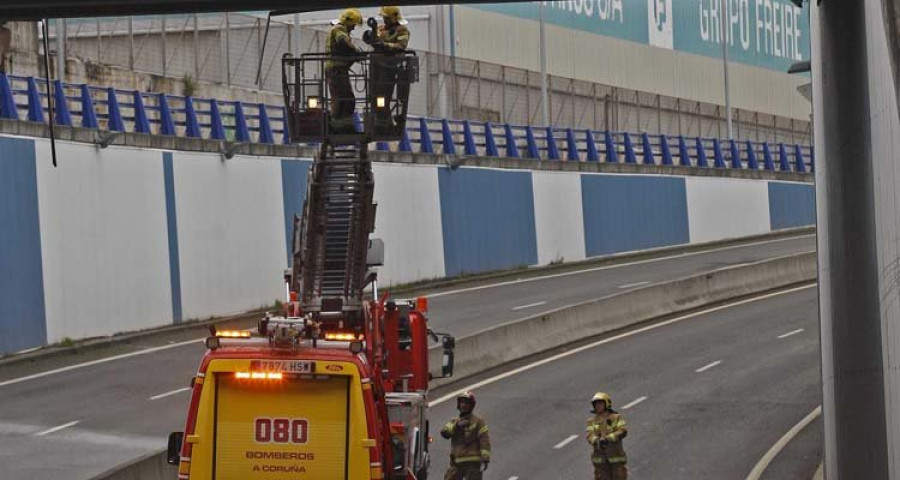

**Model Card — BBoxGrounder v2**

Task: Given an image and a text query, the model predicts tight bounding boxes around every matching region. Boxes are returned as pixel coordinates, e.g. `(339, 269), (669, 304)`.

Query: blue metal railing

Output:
(0, 73), (814, 173)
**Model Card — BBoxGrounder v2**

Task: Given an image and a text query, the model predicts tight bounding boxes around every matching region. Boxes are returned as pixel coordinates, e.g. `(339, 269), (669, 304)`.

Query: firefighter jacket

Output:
(586, 410), (628, 464)
(377, 24), (410, 51)
(326, 24), (359, 70)
(440, 413), (491, 464)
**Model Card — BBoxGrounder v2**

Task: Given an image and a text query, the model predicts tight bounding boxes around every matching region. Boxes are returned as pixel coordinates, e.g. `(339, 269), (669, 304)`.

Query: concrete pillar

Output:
(812, 1), (894, 477)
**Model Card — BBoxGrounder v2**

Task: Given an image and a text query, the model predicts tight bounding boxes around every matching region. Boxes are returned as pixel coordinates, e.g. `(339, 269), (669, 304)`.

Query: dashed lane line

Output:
(553, 434), (579, 449)
(511, 301), (547, 311)
(149, 387), (192, 401)
(695, 360), (722, 373)
(777, 328), (805, 339)
(35, 420), (79, 436)
(621, 396), (648, 410)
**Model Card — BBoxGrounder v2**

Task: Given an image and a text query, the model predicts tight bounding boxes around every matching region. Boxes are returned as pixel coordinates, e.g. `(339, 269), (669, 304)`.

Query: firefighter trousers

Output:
(326, 67), (355, 119)
(593, 462), (627, 480)
(444, 462), (483, 480)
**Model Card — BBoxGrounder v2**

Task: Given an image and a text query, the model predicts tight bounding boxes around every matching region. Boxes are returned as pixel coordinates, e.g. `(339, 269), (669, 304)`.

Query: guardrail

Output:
(0, 73), (813, 172)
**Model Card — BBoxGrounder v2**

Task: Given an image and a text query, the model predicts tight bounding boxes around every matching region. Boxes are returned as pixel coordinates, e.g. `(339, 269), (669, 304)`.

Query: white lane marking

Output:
(746, 406), (822, 480)
(777, 328), (805, 339)
(553, 434), (579, 449)
(508, 477), (520, 480)
(425, 237), (815, 299)
(618, 281), (650, 289)
(149, 386), (192, 401)
(0, 338), (203, 388)
(35, 420), (79, 436)
(511, 301), (547, 311)
(429, 283), (816, 407)
(621, 396), (648, 410)
(695, 360), (722, 373)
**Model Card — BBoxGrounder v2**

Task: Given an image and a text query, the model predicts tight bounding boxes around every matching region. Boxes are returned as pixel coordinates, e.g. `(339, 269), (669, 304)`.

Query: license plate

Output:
(250, 360), (314, 374)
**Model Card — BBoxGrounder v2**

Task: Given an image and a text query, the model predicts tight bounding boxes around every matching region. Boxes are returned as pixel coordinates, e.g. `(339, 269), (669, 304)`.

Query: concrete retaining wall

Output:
(0, 132), (815, 354)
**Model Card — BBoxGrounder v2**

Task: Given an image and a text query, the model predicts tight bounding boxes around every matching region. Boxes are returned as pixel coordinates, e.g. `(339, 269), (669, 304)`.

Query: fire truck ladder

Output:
(293, 141), (376, 319)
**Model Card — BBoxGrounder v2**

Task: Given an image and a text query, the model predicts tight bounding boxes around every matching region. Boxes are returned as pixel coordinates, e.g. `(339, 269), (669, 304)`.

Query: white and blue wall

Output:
(0, 134), (815, 354)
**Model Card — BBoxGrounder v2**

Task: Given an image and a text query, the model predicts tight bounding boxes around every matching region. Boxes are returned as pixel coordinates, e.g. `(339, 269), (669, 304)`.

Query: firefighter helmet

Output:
(591, 392), (612, 410)
(332, 9), (364, 27)
(379, 6), (409, 25)
(456, 391), (476, 407)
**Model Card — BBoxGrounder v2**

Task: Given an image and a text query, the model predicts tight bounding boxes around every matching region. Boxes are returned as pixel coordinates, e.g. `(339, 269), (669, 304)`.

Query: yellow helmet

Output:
(591, 392), (612, 409)
(379, 6), (408, 25)
(334, 9), (364, 27)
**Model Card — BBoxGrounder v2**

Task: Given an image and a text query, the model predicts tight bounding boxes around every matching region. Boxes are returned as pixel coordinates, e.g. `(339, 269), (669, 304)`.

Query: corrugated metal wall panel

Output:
(0, 137), (46, 354)
(767, 181), (815, 230)
(581, 174), (690, 256)
(438, 167), (538, 276)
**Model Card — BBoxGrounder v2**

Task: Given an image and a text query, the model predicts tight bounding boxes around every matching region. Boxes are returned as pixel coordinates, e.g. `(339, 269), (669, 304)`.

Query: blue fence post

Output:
(79, 85), (99, 129)
(793, 144), (807, 173)
(234, 102), (251, 142)
(566, 129), (579, 161)
(462, 120), (478, 155)
(53, 80), (72, 126)
(712, 138), (726, 168)
(729, 139), (742, 169)
(281, 107), (291, 145)
(641, 132), (655, 165)
(762, 142), (775, 171)
(353, 112), (364, 133)
(257, 104), (275, 144)
(484, 122), (499, 157)
(695, 137), (709, 167)
(184, 97), (201, 138)
(463, 120), (478, 155)
(133, 91), (151, 134)
(604, 131), (618, 163)
(525, 126), (540, 159)
(26, 78), (44, 122)
(418, 117), (434, 153)
(0, 73), (16, 120)
(376, 142), (390, 151)
(585, 130), (600, 162)
(745, 141), (759, 170)
(778, 143), (791, 172)
(546, 127), (560, 160)
(106, 88), (124, 132)
(399, 125), (412, 152)
(659, 135), (673, 166)
(158, 94), (176, 136)
(504, 124), (520, 158)
(622, 132), (637, 164)
(209, 100), (225, 140)
(678, 135), (691, 166)
(440, 118), (457, 155)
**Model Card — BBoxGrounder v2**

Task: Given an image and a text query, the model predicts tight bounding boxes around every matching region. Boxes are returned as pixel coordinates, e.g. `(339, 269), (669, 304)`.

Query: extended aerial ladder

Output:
(282, 36), (418, 325)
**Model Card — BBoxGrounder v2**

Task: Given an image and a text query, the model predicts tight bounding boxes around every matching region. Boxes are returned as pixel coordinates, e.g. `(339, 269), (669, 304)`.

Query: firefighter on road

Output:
(326, 9), (363, 130)
(441, 391), (491, 479)
(586, 392), (628, 480)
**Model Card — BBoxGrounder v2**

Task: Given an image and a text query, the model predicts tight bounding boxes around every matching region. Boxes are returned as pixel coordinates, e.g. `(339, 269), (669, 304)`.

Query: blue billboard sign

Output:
(470, 0), (810, 73)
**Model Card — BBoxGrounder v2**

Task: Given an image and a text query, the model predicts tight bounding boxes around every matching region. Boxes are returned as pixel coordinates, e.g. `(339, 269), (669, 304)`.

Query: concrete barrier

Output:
(93, 251), (816, 480)
(90, 449), (171, 480)
(430, 251), (817, 386)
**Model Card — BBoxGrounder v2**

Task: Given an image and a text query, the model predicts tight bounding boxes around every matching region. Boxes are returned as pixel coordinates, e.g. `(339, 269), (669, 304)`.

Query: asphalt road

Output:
(0, 234), (817, 479)
(427, 286), (822, 480)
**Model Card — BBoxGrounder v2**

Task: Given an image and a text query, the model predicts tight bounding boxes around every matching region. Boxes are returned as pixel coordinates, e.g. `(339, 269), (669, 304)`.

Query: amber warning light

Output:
(235, 372), (283, 380)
